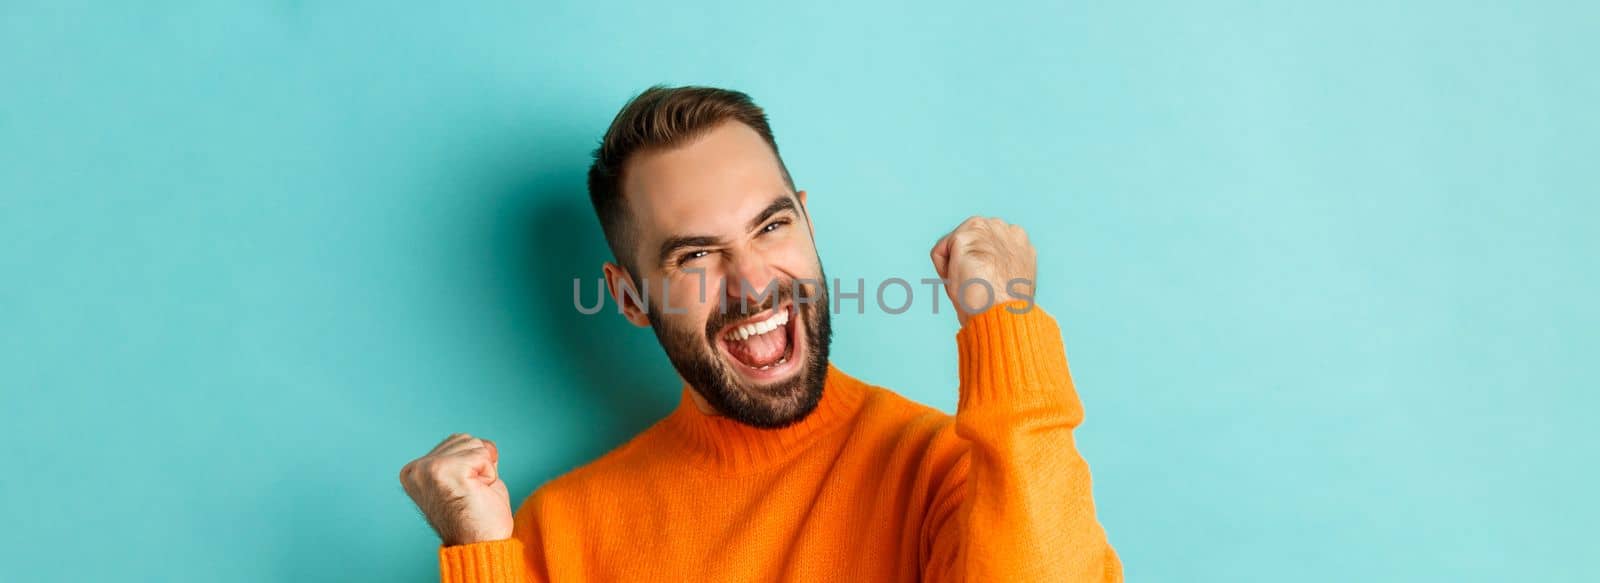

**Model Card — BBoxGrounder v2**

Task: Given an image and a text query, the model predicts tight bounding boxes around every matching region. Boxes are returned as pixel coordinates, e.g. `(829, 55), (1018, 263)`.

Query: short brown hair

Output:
(586, 85), (794, 274)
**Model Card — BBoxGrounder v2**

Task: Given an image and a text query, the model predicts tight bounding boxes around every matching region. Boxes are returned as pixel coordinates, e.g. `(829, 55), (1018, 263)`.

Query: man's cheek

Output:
(771, 248), (821, 281)
(659, 285), (716, 329)
(663, 271), (715, 313)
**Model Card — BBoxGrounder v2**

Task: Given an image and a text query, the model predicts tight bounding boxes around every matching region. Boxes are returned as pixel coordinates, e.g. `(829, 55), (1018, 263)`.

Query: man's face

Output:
(612, 121), (831, 428)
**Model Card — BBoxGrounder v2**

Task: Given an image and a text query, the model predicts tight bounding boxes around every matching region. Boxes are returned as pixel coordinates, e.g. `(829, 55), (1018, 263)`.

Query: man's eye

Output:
(680, 250), (710, 264)
(761, 219), (790, 234)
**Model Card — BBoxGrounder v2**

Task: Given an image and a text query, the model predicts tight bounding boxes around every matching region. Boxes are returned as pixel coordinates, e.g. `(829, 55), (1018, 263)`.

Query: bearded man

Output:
(400, 85), (1122, 582)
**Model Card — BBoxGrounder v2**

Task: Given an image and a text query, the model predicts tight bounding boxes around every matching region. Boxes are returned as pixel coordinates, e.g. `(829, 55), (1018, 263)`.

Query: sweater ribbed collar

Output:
(661, 363), (868, 473)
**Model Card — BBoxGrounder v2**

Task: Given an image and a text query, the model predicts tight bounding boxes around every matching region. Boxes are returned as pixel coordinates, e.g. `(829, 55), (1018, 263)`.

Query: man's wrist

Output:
(957, 298), (1036, 328)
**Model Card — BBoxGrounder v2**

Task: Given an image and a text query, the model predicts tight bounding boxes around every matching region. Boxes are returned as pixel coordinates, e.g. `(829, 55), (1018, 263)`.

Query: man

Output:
(399, 86), (1122, 582)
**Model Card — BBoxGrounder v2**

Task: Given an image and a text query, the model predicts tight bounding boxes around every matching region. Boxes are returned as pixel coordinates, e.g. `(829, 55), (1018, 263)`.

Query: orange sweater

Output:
(438, 304), (1122, 581)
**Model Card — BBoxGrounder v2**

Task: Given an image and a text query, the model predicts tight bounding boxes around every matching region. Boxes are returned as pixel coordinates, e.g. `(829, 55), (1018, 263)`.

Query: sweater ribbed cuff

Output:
(439, 538), (528, 583)
(955, 301), (1081, 419)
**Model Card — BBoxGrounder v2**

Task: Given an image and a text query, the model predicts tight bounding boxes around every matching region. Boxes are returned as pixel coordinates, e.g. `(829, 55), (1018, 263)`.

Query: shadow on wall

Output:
(488, 143), (680, 486)
(273, 117), (683, 583)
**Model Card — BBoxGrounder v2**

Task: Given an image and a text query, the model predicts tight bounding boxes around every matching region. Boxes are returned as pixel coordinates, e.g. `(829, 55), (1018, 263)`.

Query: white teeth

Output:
(724, 308), (790, 341)
(757, 354), (789, 370)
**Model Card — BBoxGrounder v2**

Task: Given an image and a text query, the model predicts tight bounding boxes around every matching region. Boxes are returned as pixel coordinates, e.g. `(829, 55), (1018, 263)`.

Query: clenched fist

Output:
(930, 216), (1038, 326)
(399, 433), (513, 546)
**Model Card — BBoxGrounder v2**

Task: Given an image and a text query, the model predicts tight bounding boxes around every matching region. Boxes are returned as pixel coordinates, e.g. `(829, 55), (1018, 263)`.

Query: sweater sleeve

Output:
(921, 302), (1122, 582)
(437, 492), (551, 583)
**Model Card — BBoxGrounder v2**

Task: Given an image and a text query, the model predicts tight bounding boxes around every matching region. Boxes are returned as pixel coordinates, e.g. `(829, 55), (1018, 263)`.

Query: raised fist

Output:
(930, 216), (1038, 326)
(398, 433), (513, 546)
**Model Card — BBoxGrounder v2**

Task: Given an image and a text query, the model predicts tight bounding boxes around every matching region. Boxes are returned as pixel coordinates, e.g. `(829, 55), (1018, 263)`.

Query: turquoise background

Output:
(2, 1), (1596, 581)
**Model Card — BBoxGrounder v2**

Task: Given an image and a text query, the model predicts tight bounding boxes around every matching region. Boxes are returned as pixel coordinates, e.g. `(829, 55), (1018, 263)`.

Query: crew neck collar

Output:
(661, 363), (868, 472)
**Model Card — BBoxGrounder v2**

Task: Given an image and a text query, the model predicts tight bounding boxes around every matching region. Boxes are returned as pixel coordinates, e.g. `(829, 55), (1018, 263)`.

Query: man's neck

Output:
(682, 376), (722, 416)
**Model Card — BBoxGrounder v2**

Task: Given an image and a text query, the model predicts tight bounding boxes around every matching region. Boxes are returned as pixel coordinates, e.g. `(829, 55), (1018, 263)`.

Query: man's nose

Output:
(722, 252), (778, 309)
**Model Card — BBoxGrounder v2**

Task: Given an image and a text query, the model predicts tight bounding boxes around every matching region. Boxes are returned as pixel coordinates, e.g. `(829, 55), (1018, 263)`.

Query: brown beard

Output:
(646, 273), (832, 429)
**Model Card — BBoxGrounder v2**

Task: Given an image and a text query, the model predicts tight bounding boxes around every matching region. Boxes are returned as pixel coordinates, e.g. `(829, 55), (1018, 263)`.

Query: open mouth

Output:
(714, 302), (802, 381)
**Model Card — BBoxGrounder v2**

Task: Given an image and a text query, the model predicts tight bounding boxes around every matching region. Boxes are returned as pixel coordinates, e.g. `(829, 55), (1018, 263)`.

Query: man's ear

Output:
(796, 189), (814, 238)
(602, 261), (651, 328)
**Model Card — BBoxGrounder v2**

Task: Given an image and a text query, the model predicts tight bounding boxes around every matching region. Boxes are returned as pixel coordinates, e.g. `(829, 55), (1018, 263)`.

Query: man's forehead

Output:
(623, 122), (790, 237)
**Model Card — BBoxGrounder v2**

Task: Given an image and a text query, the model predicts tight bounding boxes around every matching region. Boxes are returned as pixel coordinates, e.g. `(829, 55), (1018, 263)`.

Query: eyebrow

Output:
(745, 195), (797, 233)
(657, 235), (722, 267)
(656, 194), (798, 267)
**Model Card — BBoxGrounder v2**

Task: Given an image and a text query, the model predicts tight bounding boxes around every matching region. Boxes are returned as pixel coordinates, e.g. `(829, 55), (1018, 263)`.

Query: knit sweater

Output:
(437, 303), (1122, 581)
